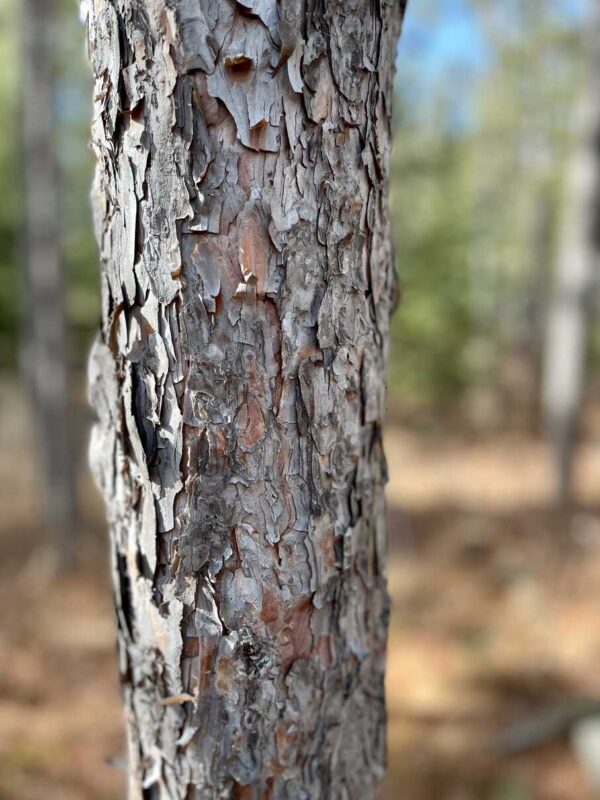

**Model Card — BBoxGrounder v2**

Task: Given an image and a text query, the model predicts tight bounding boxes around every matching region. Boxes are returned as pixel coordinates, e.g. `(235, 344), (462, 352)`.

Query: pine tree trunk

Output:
(84, 1), (404, 796)
(22, 0), (75, 565)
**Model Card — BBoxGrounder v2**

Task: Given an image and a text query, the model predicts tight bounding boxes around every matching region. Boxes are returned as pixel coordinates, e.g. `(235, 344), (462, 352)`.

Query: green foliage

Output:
(390, 125), (476, 408)
(389, 0), (587, 420)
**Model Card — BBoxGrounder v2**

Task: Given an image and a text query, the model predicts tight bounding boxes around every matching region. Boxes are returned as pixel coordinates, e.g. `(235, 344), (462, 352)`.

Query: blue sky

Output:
(395, 0), (489, 128)
(399, 0), (488, 76)
(395, 0), (586, 129)
(399, 0), (486, 74)
(398, 0), (587, 77)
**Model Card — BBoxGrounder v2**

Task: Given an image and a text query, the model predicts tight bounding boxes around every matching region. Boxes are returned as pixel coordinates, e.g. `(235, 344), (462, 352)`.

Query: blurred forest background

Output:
(1, 0), (600, 799)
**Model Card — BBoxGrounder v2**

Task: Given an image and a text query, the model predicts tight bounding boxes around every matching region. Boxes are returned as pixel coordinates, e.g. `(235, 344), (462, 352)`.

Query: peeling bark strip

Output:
(84, 1), (404, 797)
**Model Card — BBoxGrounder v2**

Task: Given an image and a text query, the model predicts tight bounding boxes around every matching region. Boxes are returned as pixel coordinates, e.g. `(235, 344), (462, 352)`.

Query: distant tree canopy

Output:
(389, 0), (594, 425)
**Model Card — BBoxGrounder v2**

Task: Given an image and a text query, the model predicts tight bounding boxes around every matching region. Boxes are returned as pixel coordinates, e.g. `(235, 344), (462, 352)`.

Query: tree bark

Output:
(84, 1), (404, 796)
(22, 0), (75, 565)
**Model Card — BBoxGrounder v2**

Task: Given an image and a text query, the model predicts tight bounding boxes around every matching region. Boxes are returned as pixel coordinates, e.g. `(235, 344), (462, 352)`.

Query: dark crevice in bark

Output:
(116, 550), (135, 640)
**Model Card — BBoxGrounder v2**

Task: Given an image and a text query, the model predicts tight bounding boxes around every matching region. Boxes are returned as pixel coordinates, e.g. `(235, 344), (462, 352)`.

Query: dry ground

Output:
(1, 376), (599, 800)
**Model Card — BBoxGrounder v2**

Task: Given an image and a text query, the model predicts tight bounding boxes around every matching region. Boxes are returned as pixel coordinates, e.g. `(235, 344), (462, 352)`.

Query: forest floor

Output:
(1, 376), (599, 800)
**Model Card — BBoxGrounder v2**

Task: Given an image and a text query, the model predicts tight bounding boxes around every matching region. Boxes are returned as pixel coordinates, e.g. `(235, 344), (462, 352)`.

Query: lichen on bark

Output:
(84, 1), (404, 797)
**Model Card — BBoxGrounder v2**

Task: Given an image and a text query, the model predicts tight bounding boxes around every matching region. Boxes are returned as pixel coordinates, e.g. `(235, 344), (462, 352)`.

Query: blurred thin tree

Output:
(0, 0), (20, 363)
(543, 0), (600, 503)
(21, 0), (75, 564)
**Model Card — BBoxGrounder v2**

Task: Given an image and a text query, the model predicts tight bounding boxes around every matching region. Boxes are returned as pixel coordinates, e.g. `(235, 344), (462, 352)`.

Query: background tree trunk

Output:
(542, 0), (600, 504)
(85, 1), (403, 796)
(21, 0), (75, 565)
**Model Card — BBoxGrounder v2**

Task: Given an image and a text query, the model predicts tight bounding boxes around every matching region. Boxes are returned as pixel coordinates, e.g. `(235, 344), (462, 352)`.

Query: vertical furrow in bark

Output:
(85, 1), (404, 797)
